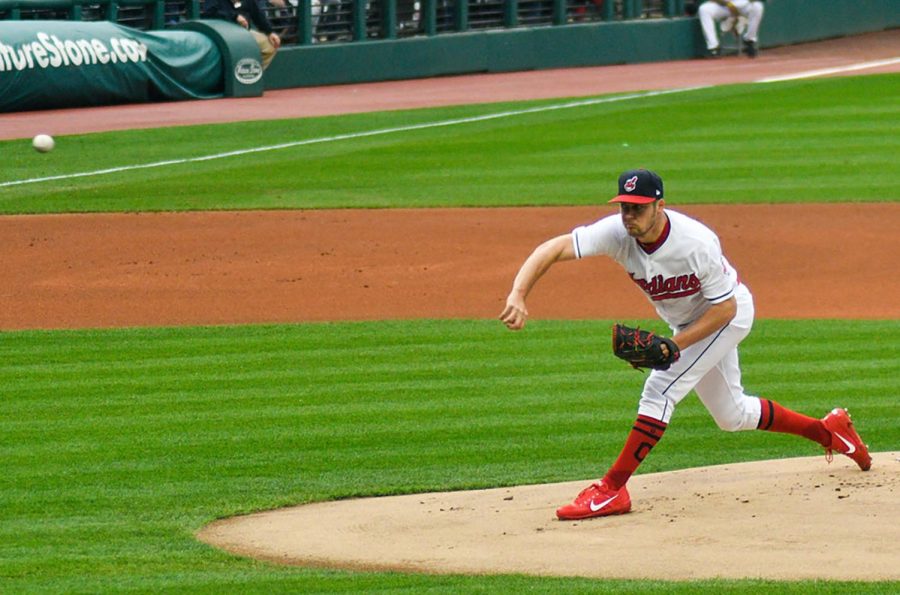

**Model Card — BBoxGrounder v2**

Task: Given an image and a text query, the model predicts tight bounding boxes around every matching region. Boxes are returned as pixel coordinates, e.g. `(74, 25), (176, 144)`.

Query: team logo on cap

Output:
(624, 176), (638, 192)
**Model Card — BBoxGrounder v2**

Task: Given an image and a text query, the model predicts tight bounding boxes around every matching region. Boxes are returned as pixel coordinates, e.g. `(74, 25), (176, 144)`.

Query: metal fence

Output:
(0, 0), (690, 45)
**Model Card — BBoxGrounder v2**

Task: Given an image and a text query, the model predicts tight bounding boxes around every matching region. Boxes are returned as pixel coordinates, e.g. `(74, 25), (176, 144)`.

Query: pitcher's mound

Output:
(198, 452), (899, 581)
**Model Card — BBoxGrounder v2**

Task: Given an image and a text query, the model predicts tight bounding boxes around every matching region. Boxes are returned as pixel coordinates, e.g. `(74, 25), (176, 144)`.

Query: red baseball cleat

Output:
(556, 481), (631, 520)
(822, 408), (872, 471)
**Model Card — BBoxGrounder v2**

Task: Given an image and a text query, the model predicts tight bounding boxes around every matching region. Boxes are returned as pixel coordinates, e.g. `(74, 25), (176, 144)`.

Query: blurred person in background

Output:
(698, 0), (765, 58)
(202, 0), (282, 69)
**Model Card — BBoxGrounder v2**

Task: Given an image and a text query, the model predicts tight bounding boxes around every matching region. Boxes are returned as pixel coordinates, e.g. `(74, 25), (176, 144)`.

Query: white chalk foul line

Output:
(756, 57), (900, 83)
(0, 87), (700, 189)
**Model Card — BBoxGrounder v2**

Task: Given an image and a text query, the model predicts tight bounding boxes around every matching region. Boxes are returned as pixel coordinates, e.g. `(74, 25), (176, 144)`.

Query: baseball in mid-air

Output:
(32, 134), (55, 153)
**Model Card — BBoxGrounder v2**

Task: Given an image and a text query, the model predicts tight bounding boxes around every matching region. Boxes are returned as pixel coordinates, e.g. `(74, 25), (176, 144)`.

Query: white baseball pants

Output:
(699, 0), (765, 49)
(637, 284), (762, 432)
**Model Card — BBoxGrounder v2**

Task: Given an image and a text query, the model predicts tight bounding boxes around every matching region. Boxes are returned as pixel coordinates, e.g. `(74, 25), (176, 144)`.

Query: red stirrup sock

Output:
(602, 414), (667, 491)
(757, 398), (831, 447)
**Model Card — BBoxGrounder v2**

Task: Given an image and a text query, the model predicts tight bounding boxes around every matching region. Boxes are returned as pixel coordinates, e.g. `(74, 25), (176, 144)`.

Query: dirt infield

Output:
(4, 31), (899, 582)
(2, 203), (899, 330)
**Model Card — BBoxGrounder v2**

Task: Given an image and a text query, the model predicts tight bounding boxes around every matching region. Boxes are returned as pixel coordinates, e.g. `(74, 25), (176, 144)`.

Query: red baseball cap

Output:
(609, 169), (664, 204)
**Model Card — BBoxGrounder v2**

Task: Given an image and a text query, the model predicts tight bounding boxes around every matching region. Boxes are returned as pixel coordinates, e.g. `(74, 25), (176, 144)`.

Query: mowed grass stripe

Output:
(1, 74), (897, 212)
(3, 319), (896, 485)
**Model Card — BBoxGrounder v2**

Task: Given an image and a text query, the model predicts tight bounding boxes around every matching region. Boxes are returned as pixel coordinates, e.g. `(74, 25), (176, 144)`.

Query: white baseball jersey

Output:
(572, 209), (740, 330)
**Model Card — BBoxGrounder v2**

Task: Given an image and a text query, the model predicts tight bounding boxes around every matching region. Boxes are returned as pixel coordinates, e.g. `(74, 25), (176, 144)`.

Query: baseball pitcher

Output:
(500, 168), (871, 520)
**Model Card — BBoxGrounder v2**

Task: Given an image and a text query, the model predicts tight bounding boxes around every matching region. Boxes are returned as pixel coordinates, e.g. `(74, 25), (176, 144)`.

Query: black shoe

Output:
(706, 47), (721, 58)
(744, 40), (758, 58)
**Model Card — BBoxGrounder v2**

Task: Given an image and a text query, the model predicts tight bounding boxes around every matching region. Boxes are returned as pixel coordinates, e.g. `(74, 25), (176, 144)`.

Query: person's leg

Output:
(738, 1), (763, 56)
(755, 398), (829, 443)
(691, 341), (828, 441)
(557, 291), (753, 520)
(692, 347), (760, 432)
(559, 283), (870, 520)
(698, 1), (727, 51)
(622, 287), (755, 476)
(556, 409), (668, 519)
(602, 414), (667, 490)
(695, 363), (871, 470)
(251, 30), (277, 70)
(743, 0), (764, 42)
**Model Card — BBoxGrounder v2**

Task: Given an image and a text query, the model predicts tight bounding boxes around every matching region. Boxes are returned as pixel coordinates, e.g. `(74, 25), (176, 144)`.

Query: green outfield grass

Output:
(2, 319), (898, 593)
(1, 73), (898, 213)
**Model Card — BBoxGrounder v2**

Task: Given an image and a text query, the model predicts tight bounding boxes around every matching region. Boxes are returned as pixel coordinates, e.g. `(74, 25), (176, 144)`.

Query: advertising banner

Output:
(0, 21), (223, 112)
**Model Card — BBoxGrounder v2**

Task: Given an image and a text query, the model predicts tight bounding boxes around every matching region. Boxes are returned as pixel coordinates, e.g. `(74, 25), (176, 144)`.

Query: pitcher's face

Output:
(620, 201), (663, 241)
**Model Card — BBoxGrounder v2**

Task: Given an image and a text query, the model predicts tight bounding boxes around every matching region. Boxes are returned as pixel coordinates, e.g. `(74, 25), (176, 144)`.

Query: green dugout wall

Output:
(265, 0), (899, 89)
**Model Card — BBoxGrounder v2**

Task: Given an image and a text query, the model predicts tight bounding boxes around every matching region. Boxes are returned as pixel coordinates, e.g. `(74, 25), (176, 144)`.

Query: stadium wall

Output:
(264, 0), (899, 89)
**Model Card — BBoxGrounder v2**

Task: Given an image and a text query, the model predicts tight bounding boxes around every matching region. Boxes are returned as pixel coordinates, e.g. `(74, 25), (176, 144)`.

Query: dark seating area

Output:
(0, 0), (687, 45)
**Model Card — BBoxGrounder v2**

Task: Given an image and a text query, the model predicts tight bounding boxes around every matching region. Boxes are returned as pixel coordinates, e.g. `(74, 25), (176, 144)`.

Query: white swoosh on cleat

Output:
(834, 432), (856, 454)
(589, 495), (618, 512)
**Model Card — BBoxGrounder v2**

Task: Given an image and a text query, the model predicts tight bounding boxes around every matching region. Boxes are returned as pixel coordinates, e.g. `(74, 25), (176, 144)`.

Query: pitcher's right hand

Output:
(499, 296), (528, 331)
